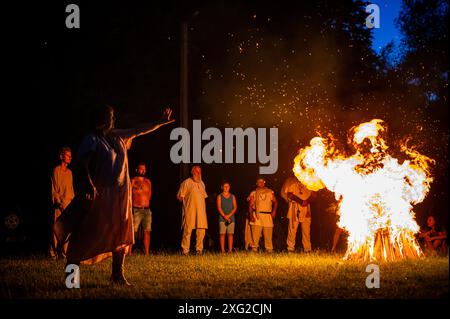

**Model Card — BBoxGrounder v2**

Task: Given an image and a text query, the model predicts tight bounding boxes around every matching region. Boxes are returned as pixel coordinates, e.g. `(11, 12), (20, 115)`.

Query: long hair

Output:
(427, 215), (444, 232)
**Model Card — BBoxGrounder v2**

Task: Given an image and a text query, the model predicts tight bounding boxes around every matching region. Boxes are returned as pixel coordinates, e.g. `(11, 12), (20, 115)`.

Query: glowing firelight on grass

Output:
(293, 119), (434, 261)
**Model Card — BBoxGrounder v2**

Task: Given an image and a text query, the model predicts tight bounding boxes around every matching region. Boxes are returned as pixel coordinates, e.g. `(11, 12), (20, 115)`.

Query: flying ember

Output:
(293, 119), (435, 261)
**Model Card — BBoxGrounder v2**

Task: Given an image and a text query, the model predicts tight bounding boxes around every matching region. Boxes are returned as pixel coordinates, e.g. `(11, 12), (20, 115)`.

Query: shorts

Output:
(133, 208), (152, 232)
(219, 221), (235, 234)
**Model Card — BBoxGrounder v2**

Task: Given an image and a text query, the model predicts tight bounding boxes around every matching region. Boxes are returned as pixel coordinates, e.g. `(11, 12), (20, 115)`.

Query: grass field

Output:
(0, 252), (448, 299)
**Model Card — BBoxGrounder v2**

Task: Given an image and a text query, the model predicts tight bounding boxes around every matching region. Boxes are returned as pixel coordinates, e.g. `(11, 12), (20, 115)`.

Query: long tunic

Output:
(248, 187), (275, 228)
(55, 130), (134, 264)
(281, 177), (312, 223)
(177, 178), (208, 230)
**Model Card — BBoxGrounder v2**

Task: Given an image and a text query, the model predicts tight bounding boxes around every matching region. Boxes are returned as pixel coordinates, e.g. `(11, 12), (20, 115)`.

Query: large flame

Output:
(293, 119), (434, 261)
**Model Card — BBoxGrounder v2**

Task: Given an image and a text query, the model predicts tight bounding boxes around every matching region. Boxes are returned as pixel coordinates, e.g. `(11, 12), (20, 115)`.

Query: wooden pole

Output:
(180, 21), (189, 181)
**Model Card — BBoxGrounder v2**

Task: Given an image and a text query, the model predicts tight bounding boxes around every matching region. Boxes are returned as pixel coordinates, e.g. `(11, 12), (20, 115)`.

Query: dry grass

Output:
(0, 252), (448, 299)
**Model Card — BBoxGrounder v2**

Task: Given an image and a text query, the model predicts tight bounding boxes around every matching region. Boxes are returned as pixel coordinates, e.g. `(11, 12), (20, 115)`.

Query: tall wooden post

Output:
(180, 21), (189, 181)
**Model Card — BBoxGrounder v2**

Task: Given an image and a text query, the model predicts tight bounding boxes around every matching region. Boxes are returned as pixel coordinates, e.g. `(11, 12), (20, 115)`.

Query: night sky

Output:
(11, 0), (447, 254)
(371, 0), (403, 54)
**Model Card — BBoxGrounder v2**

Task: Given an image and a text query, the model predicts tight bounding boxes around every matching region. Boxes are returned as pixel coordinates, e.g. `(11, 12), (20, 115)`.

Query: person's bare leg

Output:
(432, 239), (443, 250)
(111, 248), (131, 286)
(50, 233), (58, 259)
(62, 241), (68, 258)
(143, 231), (151, 255)
(130, 234), (137, 255)
(441, 242), (448, 256)
(227, 234), (233, 252)
(220, 234), (226, 253)
(331, 228), (342, 253)
(50, 209), (61, 259)
(425, 238), (435, 251)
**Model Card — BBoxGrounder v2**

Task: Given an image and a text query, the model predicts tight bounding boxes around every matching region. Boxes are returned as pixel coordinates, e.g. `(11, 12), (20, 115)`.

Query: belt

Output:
(133, 206), (149, 209)
(257, 211), (272, 214)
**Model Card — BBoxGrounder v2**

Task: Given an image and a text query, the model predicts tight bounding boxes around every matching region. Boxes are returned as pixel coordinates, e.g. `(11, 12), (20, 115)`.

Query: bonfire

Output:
(293, 119), (434, 261)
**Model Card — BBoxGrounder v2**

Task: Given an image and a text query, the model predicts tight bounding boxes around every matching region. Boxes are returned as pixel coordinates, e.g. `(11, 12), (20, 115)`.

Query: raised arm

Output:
(114, 108), (175, 141)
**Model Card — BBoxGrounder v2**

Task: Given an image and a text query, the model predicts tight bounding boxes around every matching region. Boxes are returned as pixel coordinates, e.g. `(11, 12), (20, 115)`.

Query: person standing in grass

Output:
(177, 165), (208, 255)
(50, 147), (75, 259)
(216, 181), (237, 253)
(247, 177), (278, 253)
(55, 105), (174, 286)
(131, 162), (152, 255)
(280, 175), (313, 253)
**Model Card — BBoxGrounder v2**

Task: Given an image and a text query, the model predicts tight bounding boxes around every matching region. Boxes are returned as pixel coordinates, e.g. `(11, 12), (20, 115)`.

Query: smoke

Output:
(190, 2), (377, 176)
(187, 1), (448, 220)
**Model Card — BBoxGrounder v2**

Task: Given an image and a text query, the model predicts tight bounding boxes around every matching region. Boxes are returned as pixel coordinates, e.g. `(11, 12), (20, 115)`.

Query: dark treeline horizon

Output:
(5, 0), (447, 254)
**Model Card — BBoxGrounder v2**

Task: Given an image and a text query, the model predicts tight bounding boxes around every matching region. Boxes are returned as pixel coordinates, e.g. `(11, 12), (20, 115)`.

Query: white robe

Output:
(177, 178), (208, 230)
(280, 177), (312, 223)
(247, 188), (275, 228)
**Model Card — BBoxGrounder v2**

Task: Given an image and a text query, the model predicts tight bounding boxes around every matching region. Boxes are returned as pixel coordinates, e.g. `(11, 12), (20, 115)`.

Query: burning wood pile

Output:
(293, 119), (434, 261)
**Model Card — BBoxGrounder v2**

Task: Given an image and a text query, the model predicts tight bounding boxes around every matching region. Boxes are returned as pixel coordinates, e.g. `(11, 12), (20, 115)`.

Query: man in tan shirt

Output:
(50, 147), (75, 259)
(247, 177), (278, 252)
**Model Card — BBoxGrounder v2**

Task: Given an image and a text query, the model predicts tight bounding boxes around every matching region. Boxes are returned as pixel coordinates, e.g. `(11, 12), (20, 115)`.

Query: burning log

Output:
(344, 229), (422, 262)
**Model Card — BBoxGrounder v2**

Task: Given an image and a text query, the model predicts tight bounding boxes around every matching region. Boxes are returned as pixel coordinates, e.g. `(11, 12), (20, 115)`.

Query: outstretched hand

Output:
(160, 108), (175, 126)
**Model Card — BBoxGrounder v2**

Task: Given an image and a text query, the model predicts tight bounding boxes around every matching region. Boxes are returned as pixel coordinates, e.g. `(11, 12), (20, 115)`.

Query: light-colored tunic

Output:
(248, 188), (275, 228)
(50, 165), (74, 257)
(55, 130), (135, 264)
(280, 177), (311, 223)
(177, 178), (208, 230)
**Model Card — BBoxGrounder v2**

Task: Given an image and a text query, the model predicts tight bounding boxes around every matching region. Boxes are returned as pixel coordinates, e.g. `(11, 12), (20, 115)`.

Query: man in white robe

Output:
(281, 176), (313, 252)
(177, 165), (208, 255)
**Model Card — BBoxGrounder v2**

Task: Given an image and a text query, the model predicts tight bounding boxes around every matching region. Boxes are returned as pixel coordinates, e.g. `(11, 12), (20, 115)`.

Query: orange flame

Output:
(293, 119), (434, 261)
